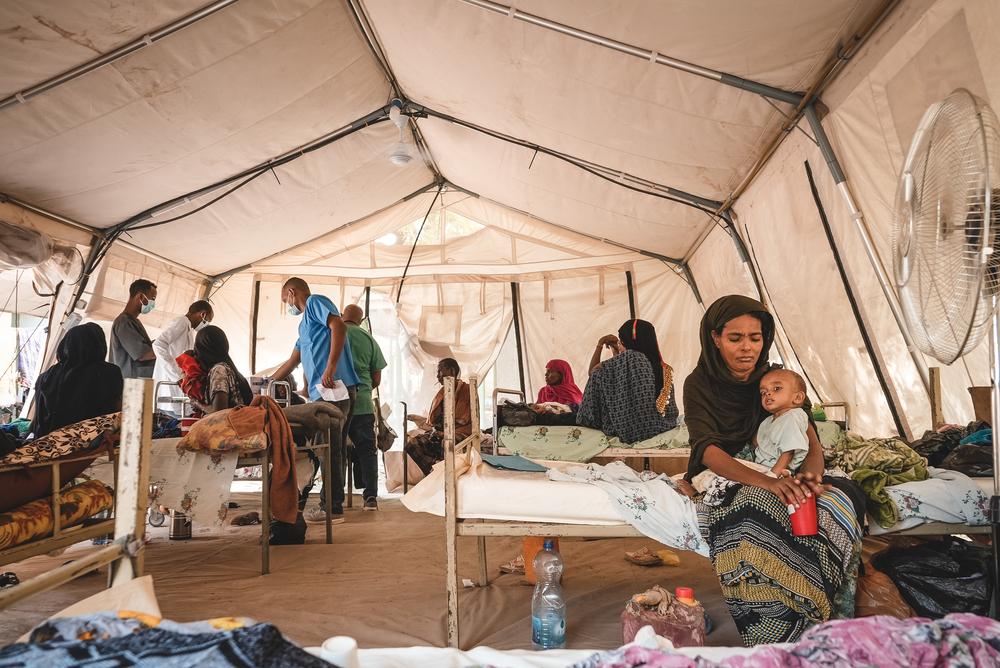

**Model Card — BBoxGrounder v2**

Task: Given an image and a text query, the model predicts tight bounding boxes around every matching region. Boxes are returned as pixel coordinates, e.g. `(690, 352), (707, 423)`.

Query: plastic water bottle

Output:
(531, 539), (566, 650)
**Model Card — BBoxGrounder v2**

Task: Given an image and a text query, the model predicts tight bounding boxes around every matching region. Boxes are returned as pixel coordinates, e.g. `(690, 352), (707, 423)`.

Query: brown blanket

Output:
(251, 395), (298, 524)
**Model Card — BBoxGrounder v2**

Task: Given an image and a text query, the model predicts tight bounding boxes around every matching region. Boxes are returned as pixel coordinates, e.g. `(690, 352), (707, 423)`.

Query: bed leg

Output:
(443, 378), (460, 648)
(477, 536), (488, 587)
(109, 378), (153, 586)
(346, 445), (354, 509)
(323, 436), (333, 545)
(261, 444), (270, 576)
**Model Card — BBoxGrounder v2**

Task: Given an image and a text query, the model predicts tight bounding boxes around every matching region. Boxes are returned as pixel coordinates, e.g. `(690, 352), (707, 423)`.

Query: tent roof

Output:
(0, 0), (882, 275)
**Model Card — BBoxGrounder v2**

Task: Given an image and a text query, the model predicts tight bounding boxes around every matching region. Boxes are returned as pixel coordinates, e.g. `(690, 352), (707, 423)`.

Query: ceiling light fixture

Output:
(388, 98), (413, 166)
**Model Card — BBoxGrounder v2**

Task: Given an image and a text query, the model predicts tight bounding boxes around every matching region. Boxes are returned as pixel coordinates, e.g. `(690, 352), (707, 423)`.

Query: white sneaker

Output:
(304, 506), (344, 524)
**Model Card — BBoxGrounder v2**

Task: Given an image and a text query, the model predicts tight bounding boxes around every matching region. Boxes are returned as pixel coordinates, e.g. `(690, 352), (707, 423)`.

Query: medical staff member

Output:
(152, 300), (213, 404)
(272, 277), (360, 521)
(109, 279), (157, 379)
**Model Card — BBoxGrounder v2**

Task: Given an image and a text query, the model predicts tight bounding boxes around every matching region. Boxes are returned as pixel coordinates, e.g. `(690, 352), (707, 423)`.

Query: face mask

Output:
(287, 303), (302, 317)
(140, 297), (156, 315)
(195, 319), (210, 331)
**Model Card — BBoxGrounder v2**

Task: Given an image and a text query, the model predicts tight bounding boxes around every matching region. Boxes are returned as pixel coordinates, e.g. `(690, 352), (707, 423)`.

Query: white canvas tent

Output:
(1, 0), (998, 439)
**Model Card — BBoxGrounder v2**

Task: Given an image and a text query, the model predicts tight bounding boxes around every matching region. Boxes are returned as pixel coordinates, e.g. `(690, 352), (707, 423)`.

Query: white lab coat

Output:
(152, 315), (194, 404)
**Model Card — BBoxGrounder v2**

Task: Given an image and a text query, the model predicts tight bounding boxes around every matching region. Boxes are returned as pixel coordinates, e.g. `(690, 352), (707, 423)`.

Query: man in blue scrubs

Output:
(272, 277), (360, 522)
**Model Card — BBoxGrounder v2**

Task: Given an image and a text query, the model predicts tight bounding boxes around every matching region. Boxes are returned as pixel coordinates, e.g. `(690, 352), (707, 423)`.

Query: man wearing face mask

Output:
(271, 277), (360, 521)
(152, 300), (214, 406)
(109, 279), (158, 379)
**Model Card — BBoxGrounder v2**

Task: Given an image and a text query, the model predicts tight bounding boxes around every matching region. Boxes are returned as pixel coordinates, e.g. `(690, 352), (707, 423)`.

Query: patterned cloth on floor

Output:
(0, 611), (327, 668)
(824, 433), (929, 527)
(547, 461), (708, 556)
(570, 613), (1000, 667)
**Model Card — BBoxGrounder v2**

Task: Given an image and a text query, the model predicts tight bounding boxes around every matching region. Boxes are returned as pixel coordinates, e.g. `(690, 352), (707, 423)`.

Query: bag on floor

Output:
(872, 538), (993, 618)
(268, 512), (306, 545)
(854, 563), (915, 618)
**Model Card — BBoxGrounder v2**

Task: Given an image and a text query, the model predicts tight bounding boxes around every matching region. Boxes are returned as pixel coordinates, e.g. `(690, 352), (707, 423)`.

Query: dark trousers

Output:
(319, 387), (355, 510)
(348, 414), (378, 500)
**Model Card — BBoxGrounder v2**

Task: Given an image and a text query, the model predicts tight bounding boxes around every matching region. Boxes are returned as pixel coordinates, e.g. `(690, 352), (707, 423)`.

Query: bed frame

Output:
(0, 378), (154, 610)
(153, 380), (336, 575)
(438, 378), (990, 648)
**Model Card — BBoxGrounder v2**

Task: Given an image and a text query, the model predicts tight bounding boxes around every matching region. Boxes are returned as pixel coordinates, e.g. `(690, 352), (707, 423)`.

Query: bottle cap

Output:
(543, 539), (555, 550)
(675, 587), (694, 600)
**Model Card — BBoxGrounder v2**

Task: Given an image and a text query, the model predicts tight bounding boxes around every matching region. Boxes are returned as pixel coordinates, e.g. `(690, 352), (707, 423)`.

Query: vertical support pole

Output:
(990, 308), (1000, 619)
(804, 104), (930, 396)
(625, 271), (636, 319)
(51, 461), (61, 538)
(929, 367), (944, 430)
(443, 377), (460, 648)
(324, 431), (333, 545)
(109, 378), (152, 586)
(510, 283), (527, 397)
(261, 444), (270, 576)
(250, 279), (261, 374)
(467, 375), (488, 587)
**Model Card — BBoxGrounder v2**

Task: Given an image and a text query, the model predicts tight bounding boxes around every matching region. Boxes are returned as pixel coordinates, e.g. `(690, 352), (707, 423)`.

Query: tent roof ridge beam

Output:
(0, 0), (239, 112)
(459, 0), (802, 106)
(409, 103), (722, 213)
(111, 104), (392, 235)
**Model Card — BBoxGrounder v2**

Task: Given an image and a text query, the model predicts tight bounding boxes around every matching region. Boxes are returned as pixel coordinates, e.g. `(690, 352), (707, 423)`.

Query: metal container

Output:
(169, 510), (192, 540)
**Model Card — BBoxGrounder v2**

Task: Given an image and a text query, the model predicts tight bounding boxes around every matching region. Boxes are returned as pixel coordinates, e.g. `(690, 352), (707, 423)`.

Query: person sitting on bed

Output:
(404, 358), (472, 475)
(755, 368), (809, 476)
(30, 323), (123, 438)
(534, 359), (583, 410)
(576, 319), (678, 443)
(176, 325), (253, 414)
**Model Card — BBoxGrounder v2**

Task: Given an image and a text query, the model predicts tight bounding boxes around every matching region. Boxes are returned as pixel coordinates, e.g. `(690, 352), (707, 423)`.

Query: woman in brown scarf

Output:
(404, 358), (472, 475)
(684, 295), (862, 646)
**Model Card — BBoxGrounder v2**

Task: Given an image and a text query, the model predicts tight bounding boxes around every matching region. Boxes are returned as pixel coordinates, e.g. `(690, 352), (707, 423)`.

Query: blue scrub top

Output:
(294, 294), (360, 400)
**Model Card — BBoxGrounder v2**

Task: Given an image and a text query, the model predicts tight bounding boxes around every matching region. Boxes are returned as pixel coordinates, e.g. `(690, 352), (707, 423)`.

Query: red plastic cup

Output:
(789, 494), (818, 536)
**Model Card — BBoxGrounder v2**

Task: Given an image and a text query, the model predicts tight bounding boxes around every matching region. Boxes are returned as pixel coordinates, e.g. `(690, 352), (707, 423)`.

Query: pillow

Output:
(177, 406), (267, 453)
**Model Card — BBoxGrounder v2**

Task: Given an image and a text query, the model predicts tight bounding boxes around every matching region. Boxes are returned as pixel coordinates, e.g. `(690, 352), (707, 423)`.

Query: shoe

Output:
(304, 506), (345, 524)
(363, 497), (378, 511)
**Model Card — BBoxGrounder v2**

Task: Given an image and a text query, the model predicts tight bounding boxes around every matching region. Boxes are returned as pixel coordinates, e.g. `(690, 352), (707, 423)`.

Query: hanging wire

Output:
(396, 184), (444, 303)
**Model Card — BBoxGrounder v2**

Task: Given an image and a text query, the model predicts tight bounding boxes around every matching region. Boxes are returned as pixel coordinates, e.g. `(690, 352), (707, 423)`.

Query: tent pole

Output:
(0, 0), (239, 111)
(250, 279), (261, 375)
(625, 271), (636, 319)
(805, 161), (910, 438)
(989, 307), (1000, 619)
(803, 105), (930, 394)
(459, 0), (801, 105)
(510, 282), (527, 396)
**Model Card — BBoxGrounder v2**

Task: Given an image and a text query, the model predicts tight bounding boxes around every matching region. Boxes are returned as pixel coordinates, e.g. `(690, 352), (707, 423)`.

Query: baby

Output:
(755, 368), (809, 475)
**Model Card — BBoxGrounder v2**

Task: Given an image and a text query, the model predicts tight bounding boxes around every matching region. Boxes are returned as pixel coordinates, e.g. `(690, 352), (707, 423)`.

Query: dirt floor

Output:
(0, 491), (743, 650)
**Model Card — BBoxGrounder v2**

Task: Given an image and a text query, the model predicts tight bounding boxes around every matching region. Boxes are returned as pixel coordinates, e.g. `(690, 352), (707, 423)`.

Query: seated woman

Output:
(31, 323), (123, 438)
(683, 295), (862, 645)
(176, 325), (253, 414)
(404, 358), (471, 475)
(576, 319), (678, 443)
(535, 359), (582, 410)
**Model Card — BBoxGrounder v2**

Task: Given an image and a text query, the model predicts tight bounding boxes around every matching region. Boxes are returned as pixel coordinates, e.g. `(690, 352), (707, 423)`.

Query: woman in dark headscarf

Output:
(577, 319), (678, 443)
(185, 325), (252, 413)
(684, 295), (861, 646)
(31, 323), (123, 437)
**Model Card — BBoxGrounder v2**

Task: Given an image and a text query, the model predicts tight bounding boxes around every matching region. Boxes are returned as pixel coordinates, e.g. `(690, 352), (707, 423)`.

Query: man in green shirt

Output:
(341, 304), (387, 510)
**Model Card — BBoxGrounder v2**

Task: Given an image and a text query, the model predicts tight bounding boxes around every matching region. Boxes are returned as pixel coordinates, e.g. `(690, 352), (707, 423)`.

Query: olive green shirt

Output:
(345, 323), (387, 415)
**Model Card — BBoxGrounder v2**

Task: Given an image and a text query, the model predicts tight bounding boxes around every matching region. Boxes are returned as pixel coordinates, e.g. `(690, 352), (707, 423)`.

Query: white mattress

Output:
(402, 450), (627, 525)
(868, 469), (993, 535)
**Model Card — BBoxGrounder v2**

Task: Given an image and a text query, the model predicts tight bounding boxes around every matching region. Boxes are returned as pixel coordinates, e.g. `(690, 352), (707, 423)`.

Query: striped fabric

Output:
(699, 485), (862, 646)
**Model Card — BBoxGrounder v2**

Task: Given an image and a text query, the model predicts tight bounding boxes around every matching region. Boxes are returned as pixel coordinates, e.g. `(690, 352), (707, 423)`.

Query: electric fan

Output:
(892, 87), (1000, 616)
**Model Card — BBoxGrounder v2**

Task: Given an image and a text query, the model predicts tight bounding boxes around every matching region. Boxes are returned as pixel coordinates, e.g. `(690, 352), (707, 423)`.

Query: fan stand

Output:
(989, 315), (1000, 619)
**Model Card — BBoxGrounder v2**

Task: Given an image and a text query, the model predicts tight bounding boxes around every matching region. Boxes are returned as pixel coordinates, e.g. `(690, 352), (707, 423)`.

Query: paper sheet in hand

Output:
(315, 380), (349, 402)
(481, 454), (548, 472)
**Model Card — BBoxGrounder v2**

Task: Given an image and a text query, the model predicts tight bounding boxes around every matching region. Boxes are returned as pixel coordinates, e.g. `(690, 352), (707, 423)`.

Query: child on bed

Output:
(755, 368), (809, 476)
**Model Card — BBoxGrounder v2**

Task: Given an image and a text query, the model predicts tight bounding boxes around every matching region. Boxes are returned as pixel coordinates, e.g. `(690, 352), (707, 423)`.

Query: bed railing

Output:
(0, 378), (153, 610)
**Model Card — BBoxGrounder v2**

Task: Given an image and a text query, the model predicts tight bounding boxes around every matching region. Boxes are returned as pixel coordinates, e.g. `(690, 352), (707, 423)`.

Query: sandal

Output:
(499, 554), (525, 575)
(625, 547), (663, 567)
(231, 511), (261, 526)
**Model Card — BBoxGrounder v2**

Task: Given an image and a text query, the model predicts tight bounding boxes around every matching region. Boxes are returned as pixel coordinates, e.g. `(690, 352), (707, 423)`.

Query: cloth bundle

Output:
(825, 434), (928, 527)
(0, 480), (112, 550)
(909, 421), (989, 467)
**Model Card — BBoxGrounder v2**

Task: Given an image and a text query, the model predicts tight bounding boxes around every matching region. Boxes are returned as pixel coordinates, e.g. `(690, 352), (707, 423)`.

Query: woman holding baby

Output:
(682, 295), (863, 646)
